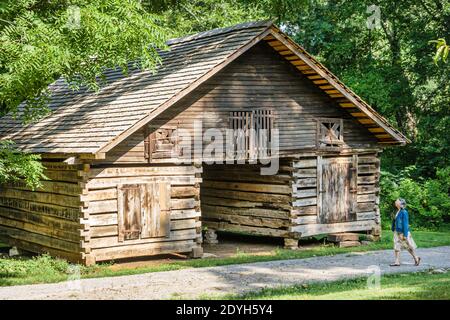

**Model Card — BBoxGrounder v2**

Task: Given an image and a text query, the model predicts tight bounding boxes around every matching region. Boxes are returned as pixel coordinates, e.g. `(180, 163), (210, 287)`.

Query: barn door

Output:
(117, 184), (141, 240)
(140, 182), (171, 239)
(118, 182), (171, 241)
(318, 156), (357, 224)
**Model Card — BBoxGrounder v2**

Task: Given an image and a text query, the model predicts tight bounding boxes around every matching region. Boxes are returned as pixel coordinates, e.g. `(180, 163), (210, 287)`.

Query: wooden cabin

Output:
(0, 21), (408, 265)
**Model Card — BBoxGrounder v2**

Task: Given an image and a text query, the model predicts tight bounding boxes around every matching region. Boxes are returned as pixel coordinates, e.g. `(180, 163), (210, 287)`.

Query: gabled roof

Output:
(0, 21), (408, 157)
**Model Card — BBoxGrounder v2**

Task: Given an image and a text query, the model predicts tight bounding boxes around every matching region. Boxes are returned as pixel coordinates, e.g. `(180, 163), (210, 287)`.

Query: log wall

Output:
(82, 164), (202, 263)
(203, 150), (381, 243)
(201, 161), (298, 239)
(0, 161), (87, 263)
(99, 128), (147, 164)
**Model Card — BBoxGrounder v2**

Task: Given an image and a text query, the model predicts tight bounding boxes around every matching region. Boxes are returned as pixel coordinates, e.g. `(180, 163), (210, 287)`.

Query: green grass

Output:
(1, 228), (449, 287)
(221, 271), (450, 300)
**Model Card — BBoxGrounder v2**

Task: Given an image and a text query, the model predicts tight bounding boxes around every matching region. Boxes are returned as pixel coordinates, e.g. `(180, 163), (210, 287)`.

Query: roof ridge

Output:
(167, 20), (272, 46)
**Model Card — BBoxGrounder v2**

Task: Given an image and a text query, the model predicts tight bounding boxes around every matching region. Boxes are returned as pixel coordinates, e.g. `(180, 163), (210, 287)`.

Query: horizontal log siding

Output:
(84, 164), (202, 263)
(356, 153), (381, 234)
(201, 161), (298, 238)
(291, 156), (318, 220)
(102, 42), (378, 164)
(99, 129), (146, 164)
(0, 162), (86, 263)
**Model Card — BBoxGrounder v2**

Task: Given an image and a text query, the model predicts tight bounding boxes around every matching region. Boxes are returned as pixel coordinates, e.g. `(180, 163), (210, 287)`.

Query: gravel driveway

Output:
(0, 246), (449, 300)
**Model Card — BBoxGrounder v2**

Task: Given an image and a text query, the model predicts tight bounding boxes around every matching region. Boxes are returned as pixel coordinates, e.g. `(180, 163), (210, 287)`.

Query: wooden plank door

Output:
(118, 182), (171, 242)
(318, 156), (357, 224)
(140, 182), (171, 238)
(117, 184), (142, 241)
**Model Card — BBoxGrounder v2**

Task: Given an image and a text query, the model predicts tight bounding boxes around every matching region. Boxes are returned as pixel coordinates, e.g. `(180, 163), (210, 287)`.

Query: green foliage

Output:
(0, 254), (69, 279)
(0, 140), (46, 190)
(0, 0), (169, 121)
(0, 0), (171, 185)
(224, 271), (450, 300)
(430, 38), (449, 64)
(154, 0), (265, 37)
(380, 167), (450, 228)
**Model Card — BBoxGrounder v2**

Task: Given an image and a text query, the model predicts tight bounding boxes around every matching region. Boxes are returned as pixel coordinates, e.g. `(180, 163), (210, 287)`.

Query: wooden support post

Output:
(327, 233), (362, 248)
(189, 246), (204, 259)
(368, 226), (381, 242)
(338, 241), (361, 248)
(82, 253), (96, 266)
(9, 246), (25, 257)
(204, 229), (218, 245)
(284, 238), (298, 250)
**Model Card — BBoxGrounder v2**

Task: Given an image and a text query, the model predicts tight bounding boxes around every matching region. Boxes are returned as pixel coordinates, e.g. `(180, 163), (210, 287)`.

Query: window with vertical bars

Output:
(229, 109), (274, 160)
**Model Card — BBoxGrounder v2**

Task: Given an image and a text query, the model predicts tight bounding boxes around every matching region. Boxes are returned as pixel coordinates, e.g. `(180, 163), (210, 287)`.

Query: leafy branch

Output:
(0, 140), (47, 190)
(430, 38), (449, 64)
(0, 0), (170, 122)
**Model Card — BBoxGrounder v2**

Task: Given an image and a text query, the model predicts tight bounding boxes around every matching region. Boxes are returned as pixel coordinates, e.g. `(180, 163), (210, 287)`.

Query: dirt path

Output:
(0, 246), (449, 300)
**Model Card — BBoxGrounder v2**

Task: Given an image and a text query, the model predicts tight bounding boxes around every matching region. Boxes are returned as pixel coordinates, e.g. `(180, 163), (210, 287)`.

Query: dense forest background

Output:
(1, 0), (449, 228)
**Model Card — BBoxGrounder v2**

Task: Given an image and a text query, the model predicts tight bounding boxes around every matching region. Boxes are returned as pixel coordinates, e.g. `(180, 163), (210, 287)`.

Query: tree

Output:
(0, 0), (169, 122)
(0, 0), (172, 187)
(275, 0), (450, 177)
(154, 0), (265, 36)
(430, 38), (449, 64)
(0, 141), (46, 190)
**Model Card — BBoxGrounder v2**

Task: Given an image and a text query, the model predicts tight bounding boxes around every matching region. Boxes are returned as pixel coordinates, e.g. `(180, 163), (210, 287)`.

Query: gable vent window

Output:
(317, 118), (344, 148)
(229, 109), (274, 160)
(145, 125), (180, 162)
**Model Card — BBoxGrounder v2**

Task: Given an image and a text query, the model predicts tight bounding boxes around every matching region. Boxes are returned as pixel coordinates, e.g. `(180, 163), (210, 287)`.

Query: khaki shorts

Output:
(393, 231), (417, 252)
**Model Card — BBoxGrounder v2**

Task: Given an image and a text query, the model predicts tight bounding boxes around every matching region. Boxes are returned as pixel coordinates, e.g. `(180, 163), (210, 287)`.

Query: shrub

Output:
(0, 254), (69, 278)
(380, 166), (450, 229)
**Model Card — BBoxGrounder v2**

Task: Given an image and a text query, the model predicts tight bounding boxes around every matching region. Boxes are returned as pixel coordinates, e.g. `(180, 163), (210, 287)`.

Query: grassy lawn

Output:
(0, 228), (449, 287)
(222, 271), (450, 300)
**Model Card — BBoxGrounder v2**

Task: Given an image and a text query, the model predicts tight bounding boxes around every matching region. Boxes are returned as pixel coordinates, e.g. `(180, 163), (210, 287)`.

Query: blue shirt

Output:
(391, 208), (410, 237)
